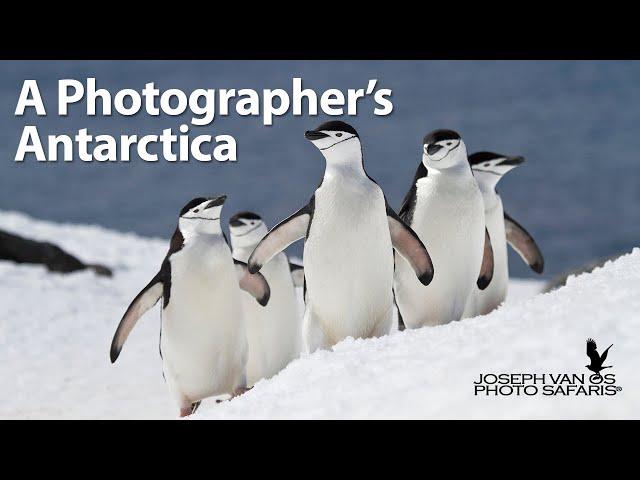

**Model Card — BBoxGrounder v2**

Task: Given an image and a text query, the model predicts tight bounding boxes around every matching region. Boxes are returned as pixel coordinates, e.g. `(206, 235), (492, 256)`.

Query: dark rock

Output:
(0, 228), (112, 277)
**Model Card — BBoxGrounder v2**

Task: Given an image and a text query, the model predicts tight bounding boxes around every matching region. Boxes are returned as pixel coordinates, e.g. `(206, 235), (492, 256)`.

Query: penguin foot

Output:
(212, 387), (253, 406)
(178, 401), (201, 417)
(231, 386), (253, 398)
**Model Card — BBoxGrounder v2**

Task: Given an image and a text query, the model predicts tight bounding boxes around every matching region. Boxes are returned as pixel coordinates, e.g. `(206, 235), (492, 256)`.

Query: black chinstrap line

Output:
(424, 141), (459, 161)
(180, 216), (220, 221)
(319, 135), (357, 151)
(231, 223), (262, 237)
(474, 169), (503, 176)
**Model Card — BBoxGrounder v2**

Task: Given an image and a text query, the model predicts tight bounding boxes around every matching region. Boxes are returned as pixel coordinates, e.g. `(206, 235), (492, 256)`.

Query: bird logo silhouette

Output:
(585, 338), (613, 378)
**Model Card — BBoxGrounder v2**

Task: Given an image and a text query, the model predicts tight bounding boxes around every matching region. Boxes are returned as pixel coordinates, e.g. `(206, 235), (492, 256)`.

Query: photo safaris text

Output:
(13, 77), (394, 163)
(473, 373), (622, 396)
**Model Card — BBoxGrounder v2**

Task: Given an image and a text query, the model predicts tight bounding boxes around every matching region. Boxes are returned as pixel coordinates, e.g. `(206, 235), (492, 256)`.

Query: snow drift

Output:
(0, 210), (637, 419)
(196, 248), (639, 419)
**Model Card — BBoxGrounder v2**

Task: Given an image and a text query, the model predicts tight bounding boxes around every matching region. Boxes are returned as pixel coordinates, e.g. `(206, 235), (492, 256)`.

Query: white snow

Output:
(0, 210), (173, 419)
(1, 211), (637, 419)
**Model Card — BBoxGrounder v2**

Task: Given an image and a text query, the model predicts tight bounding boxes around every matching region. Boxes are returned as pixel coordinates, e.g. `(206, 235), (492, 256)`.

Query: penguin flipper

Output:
(247, 203), (312, 274)
(289, 261), (305, 288)
(477, 228), (494, 290)
(386, 203), (434, 286)
(504, 212), (544, 274)
(234, 259), (271, 306)
(110, 274), (163, 363)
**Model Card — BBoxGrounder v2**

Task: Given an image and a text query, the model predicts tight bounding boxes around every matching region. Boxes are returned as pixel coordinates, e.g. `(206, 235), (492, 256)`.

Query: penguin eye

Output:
(335, 133), (343, 137)
(484, 163), (491, 167)
(446, 142), (452, 146)
(193, 209), (200, 213)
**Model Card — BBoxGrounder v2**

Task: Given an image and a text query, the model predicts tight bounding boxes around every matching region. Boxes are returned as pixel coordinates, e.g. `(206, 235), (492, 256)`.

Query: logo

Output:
(474, 338), (622, 397)
(585, 338), (613, 380)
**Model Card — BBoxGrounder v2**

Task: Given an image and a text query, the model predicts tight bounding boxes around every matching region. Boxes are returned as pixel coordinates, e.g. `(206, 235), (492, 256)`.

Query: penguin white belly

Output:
(238, 252), (300, 385)
(395, 175), (484, 327)
(304, 180), (394, 345)
(463, 197), (508, 317)
(161, 239), (247, 404)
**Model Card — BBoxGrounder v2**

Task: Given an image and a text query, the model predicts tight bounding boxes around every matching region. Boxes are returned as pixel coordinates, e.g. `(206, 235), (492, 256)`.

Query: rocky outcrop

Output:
(0, 228), (112, 276)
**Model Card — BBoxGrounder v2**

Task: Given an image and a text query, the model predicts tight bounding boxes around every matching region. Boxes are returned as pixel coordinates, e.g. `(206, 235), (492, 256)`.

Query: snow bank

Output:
(0, 210), (173, 419)
(194, 251), (639, 419)
(2, 210), (636, 419)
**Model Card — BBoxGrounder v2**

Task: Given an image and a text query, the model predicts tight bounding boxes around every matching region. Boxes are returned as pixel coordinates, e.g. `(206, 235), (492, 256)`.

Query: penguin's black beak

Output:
(498, 156), (525, 166)
(426, 144), (443, 155)
(305, 130), (329, 141)
(205, 195), (227, 209)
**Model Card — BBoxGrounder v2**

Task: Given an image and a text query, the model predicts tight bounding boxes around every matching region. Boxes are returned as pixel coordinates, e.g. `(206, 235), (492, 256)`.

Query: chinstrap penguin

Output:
(394, 129), (494, 330)
(229, 211), (303, 385)
(248, 120), (434, 352)
(110, 196), (271, 417)
(462, 152), (544, 317)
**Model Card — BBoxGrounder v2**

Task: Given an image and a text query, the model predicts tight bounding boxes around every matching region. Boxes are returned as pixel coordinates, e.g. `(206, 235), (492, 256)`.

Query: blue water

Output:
(1, 61), (639, 277)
